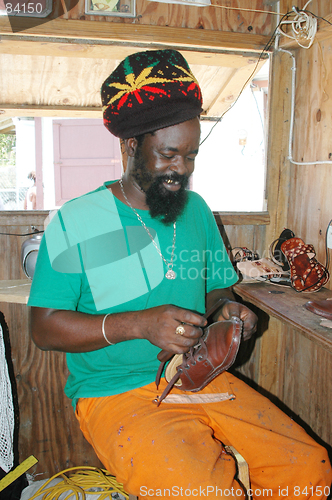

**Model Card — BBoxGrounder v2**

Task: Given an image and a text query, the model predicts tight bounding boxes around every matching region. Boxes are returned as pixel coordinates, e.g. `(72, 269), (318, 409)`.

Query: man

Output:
(28, 50), (331, 499)
(24, 171), (37, 210)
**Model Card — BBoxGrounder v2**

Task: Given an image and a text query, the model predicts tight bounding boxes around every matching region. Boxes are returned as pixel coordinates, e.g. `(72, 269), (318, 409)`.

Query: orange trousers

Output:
(76, 372), (332, 500)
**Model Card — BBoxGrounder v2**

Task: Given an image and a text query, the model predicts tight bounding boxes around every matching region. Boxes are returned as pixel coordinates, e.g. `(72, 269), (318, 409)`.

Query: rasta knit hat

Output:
(101, 49), (203, 139)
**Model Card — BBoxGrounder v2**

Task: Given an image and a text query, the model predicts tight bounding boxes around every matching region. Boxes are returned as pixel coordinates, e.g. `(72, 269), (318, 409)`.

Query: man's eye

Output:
(161, 154), (174, 159)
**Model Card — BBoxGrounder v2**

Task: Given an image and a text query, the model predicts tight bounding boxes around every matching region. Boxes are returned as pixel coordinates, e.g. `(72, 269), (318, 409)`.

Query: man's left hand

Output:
(217, 301), (257, 341)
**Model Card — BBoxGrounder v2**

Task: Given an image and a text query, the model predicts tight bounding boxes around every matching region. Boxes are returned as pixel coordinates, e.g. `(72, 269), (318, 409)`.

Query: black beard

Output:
(132, 154), (189, 225)
(145, 174), (189, 225)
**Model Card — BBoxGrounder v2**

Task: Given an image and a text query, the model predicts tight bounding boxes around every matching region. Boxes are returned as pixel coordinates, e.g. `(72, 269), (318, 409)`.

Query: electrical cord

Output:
(199, 9), (293, 146)
(325, 219), (332, 272)
(277, 0), (317, 49)
(26, 466), (129, 500)
(210, 3), (285, 17)
(273, 3), (332, 166)
(307, 11), (332, 28)
(278, 43), (332, 166)
(0, 230), (44, 236)
(200, 2), (332, 157)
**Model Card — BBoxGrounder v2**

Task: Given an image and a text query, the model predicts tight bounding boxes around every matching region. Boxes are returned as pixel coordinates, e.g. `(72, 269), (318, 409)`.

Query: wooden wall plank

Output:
(214, 211), (270, 226)
(218, 223), (266, 259)
(0, 49), (267, 117)
(282, 325), (332, 446)
(264, 49), (292, 259)
(0, 104), (102, 117)
(0, 211), (48, 226)
(234, 312), (332, 449)
(265, 2), (332, 292)
(0, 214), (45, 280)
(286, 39), (332, 287)
(0, 17), (271, 51)
(203, 59), (266, 117)
(21, 0), (277, 36)
(0, 39), (263, 65)
(0, 40), (267, 117)
(0, 53), (115, 109)
(1, 302), (103, 479)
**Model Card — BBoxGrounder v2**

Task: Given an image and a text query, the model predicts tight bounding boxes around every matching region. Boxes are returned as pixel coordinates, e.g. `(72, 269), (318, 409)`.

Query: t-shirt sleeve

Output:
(27, 220), (83, 311)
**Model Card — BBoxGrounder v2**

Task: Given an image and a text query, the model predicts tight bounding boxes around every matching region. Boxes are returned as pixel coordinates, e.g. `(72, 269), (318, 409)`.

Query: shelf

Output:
(0, 279), (31, 304)
(234, 282), (332, 353)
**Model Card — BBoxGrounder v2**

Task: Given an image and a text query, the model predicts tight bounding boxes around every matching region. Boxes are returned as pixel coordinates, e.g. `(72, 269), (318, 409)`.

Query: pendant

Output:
(165, 269), (176, 280)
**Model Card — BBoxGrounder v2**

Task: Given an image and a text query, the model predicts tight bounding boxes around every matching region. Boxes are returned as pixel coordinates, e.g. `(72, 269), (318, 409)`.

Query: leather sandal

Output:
(280, 237), (329, 292)
(304, 299), (332, 320)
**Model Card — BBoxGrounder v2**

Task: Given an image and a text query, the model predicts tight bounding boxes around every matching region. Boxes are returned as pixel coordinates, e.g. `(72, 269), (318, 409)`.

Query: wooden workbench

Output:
(233, 282), (332, 451)
(234, 282), (332, 353)
(0, 280), (31, 304)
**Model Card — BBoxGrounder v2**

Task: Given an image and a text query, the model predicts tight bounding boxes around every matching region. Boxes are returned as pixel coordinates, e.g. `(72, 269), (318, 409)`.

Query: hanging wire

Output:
(0, 229), (44, 236)
(200, 4), (332, 150)
(199, 9), (293, 146)
(277, 0), (317, 49)
(210, 2), (286, 17)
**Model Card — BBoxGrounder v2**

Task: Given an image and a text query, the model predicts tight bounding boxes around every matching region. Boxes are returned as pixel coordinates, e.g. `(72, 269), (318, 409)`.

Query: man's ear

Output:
(125, 137), (138, 157)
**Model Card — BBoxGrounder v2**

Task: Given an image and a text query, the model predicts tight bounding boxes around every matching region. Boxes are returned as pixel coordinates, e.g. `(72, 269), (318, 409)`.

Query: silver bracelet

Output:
(102, 313), (113, 345)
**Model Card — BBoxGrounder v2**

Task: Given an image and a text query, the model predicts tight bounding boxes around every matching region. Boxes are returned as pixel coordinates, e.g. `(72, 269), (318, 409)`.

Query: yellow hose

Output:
(26, 466), (129, 500)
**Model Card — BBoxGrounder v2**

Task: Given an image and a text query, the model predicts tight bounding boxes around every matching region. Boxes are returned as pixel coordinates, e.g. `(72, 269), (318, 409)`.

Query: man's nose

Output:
(169, 157), (190, 175)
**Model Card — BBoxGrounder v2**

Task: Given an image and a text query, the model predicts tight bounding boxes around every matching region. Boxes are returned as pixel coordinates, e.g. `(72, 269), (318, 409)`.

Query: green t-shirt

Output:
(28, 181), (238, 407)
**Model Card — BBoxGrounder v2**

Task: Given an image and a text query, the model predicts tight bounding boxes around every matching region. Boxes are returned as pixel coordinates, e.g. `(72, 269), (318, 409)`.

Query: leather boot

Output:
(155, 317), (243, 405)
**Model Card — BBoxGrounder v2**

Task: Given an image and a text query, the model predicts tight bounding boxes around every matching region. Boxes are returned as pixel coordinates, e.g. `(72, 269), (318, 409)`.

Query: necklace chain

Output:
(119, 179), (177, 279)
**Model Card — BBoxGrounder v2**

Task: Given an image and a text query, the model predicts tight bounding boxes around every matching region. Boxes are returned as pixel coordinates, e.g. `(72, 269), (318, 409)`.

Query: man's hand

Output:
(142, 305), (207, 355)
(31, 305), (207, 354)
(217, 300), (257, 341)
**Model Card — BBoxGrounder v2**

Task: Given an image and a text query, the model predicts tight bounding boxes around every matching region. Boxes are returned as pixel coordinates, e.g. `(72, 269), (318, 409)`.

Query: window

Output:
(193, 62), (268, 212)
(0, 60), (268, 212)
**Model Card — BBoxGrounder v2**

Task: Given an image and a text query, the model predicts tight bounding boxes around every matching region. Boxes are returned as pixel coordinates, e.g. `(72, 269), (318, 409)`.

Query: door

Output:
(53, 119), (122, 206)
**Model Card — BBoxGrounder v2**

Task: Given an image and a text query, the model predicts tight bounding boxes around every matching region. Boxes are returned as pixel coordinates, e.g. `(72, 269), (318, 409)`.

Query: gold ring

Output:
(175, 325), (185, 336)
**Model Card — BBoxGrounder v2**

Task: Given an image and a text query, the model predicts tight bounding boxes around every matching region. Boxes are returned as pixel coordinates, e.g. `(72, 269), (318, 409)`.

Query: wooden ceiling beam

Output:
(0, 104), (102, 117)
(0, 38), (267, 67)
(0, 17), (272, 53)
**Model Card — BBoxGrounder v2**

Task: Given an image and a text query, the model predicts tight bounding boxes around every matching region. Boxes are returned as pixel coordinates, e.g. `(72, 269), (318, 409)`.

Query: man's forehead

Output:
(149, 119), (201, 147)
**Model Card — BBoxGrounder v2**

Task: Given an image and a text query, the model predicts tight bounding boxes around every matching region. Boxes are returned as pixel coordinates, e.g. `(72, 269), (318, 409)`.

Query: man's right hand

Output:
(30, 305), (206, 354)
(139, 305), (207, 355)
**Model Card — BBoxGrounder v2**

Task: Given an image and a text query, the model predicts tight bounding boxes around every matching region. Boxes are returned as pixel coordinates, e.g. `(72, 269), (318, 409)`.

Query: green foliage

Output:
(0, 133), (16, 162)
(0, 134), (16, 190)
